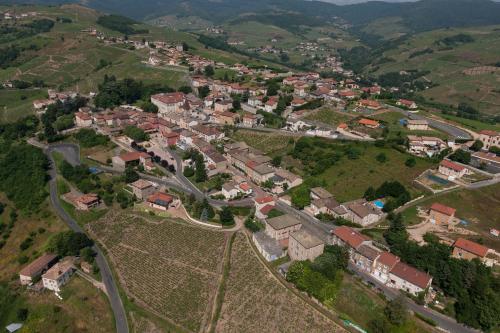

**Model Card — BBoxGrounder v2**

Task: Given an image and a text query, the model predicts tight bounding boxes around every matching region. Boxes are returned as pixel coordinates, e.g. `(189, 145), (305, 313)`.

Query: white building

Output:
(42, 258), (75, 292)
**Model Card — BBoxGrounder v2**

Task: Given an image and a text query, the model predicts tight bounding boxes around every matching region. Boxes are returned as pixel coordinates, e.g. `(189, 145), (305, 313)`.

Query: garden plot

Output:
(88, 211), (227, 332)
(215, 233), (343, 333)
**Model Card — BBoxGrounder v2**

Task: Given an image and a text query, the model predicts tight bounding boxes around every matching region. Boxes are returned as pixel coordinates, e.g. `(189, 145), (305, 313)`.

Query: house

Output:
(191, 124), (224, 142)
(129, 179), (155, 200)
(310, 187), (333, 200)
(407, 136), (447, 157)
(222, 182), (240, 200)
(346, 202), (382, 226)
(19, 254), (58, 285)
(253, 231), (286, 262)
(214, 100), (233, 113)
(265, 214), (302, 240)
(112, 151), (151, 171)
(452, 238), (490, 262)
(75, 193), (100, 210)
(388, 262), (432, 296)
(42, 257), (75, 292)
(397, 99), (418, 110)
(471, 151), (500, 173)
(358, 118), (380, 129)
(372, 251), (400, 283)
(357, 99), (381, 110)
(214, 111), (239, 125)
(264, 97), (279, 113)
(291, 98), (306, 108)
(275, 168), (303, 189)
(429, 203), (456, 226)
(438, 160), (469, 179)
(146, 192), (175, 211)
(161, 131), (180, 146)
(33, 99), (55, 110)
(246, 161), (275, 184)
(248, 95), (264, 107)
(330, 226), (370, 253)
(242, 113), (259, 127)
(75, 112), (93, 127)
(478, 130), (500, 150)
(338, 90), (357, 100)
(352, 244), (381, 273)
(151, 92), (186, 114)
(406, 119), (429, 131)
(256, 204), (276, 220)
(308, 197), (340, 216)
(288, 230), (324, 261)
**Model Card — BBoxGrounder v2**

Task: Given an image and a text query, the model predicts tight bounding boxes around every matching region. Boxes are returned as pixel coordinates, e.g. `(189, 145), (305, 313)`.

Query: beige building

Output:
(438, 160), (469, 179)
(429, 203), (456, 226)
(129, 179), (155, 200)
(406, 119), (429, 131)
(42, 258), (75, 292)
(388, 262), (432, 296)
(452, 238), (490, 263)
(288, 230), (324, 261)
(352, 244), (381, 273)
(265, 214), (302, 241)
(19, 254), (58, 285)
(478, 130), (500, 150)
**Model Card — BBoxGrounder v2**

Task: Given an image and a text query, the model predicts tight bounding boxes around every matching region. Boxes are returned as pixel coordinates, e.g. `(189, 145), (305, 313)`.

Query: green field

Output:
(371, 25), (500, 116)
(371, 111), (450, 139)
(400, 183), (500, 251)
(304, 108), (355, 127)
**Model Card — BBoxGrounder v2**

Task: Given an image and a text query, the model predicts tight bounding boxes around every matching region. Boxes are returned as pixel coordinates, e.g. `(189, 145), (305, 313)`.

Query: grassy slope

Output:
(401, 183), (500, 251)
(370, 24), (500, 115)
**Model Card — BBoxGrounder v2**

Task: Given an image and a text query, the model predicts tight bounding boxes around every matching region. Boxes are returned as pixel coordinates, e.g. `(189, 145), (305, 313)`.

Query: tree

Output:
(470, 140), (484, 152)
(271, 156), (282, 167)
(140, 101), (158, 113)
(219, 206), (234, 226)
(376, 152), (387, 163)
(311, 245), (349, 279)
(124, 166), (139, 183)
(123, 125), (148, 142)
(198, 85), (210, 99)
(364, 186), (376, 200)
(449, 149), (471, 164)
(194, 155), (207, 183)
(80, 247), (95, 263)
(17, 308), (29, 321)
(368, 317), (392, 333)
(204, 65), (214, 77)
(48, 231), (93, 256)
(405, 157), (416, 167)
(385, 296), (408, 326)
(183, 166), (194, 177)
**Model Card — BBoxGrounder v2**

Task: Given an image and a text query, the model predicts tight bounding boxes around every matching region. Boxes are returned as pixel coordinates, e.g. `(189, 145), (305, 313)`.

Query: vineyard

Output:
(87, 211), (227, 332)
(215, 233), (343, 333)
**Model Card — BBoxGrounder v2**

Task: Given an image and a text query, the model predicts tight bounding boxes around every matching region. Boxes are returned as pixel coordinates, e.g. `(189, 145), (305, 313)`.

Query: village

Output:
(1, 20), (495, 333)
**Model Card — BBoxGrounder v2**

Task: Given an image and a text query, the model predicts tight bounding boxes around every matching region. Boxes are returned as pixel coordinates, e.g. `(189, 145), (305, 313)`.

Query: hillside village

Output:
(1, 5), (500, 333)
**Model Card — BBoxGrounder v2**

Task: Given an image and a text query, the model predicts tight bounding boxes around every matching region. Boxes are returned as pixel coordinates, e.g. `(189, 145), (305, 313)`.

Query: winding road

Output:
(30, 141), (130, 333)
(37, 140), (486, 333)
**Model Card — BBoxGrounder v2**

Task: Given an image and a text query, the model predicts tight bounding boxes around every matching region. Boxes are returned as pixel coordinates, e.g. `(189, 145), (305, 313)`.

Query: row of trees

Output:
(384, 213), (500, 331)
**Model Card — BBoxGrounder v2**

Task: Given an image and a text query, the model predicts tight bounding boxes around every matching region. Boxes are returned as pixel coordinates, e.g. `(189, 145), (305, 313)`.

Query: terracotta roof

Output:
(479, 130), (499, 137)
(440, 159), (465, 172)
(75, 112), (92, 120)
(255, 195), (274, 205)
(377, 251), (400, 269)
(19, 254), (58, 277)
(147, 192), (174, 206)
(260, 204), (275, 215)
(399, 99), (416, 106)
(358, 118), (380, 127)
(454, 238), (489, 257)
(359, 99), (381, 108)
(76, 193), (99, 205)
(430, 203), (456, 217)
(239, 182), (251, 191)
(390, 262), (432, 289)
(338, 123), (348, 129)
(151, 92), (185, 104)
(119, 151), (150, 162)
(333, 226), (369, 249)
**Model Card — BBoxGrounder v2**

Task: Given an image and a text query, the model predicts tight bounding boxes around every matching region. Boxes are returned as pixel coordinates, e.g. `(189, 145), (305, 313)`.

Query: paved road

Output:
(386, 105), (472, 140)
(349, 264), (479, 333)
(45, 144), (129, 333)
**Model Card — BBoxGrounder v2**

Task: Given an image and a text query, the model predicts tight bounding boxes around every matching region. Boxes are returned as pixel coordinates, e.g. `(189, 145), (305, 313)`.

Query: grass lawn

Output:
(371, 111), (449, 139)
(313, 145), (434, 202)
(230, 129), (296, 156)
(0, 89), (47, 123)
(400, 183), (500, 250)
(304, 108), (354, 127)
(437, 113), (500, 132)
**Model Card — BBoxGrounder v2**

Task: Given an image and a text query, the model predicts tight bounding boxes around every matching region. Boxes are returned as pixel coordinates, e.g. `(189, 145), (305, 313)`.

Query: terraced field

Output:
(215, 233), (343, 333)
(87, 211), (227, 332)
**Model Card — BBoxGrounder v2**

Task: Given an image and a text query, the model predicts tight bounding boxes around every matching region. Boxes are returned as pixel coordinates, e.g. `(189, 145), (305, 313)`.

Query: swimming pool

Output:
(373, 200), (384, 209)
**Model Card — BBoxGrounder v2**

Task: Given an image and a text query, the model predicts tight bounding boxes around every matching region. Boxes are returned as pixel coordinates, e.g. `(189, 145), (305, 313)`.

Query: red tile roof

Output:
(479, 130), (499, 137)
(119, 151), (150, 162)
(255, 196), (274, 204)
(76, 193), (99, 205)
(358, 118), (380, 127)
(359, 99), (381, 108)
(390, 262), (432, 289)
(377, 251), (400, 269)
(454, 238), (489, 257)
(260, 204), (275, 215)
(147, 192), (174, 206)
(333, 226), (369, 249)
(440, 159), (465, 172)
(430, 203), (456, 217)
(151, 92), (185, 104)
(19, 253), (58, 277)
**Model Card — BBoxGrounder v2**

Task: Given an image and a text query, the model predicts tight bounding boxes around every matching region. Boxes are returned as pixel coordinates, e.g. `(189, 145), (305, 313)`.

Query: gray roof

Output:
(310, 187), (333, 199)
(267, 214), (301, 230)
(253, 231), (285, 257)
(290, 230), (324, 249)
(356, 244), (381, 260)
